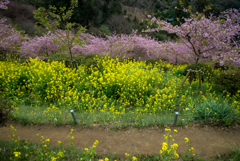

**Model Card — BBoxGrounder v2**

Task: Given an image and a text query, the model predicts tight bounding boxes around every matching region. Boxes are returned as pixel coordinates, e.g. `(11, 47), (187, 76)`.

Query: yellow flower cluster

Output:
(1, 56), (239, 118)
(13, 151), (21, 157)
(92, 140), (99, 148)
(160, 128), (180, 160)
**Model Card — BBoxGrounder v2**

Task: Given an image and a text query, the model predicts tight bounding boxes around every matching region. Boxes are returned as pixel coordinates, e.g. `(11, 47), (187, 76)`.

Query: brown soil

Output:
(1, 123), (240, 159)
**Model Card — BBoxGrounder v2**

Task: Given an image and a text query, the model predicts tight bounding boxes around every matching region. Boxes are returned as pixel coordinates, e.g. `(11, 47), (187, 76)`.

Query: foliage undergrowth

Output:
(213, 70), (240, 95)
(0, 55), (239, 127)
(0, 126), (199, 161)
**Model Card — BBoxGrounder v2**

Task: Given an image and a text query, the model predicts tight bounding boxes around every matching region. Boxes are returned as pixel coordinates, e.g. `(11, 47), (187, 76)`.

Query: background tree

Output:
(0, 0), (9, 9)
(195, 0), (210, 13)
(174, 0), (190, 23)
(107, 14), (132, 34)
(145, 8), (240, 83)
(72, 0), (98, 28)
(0, 0), (26, 59)
(33, 0), (86, 61)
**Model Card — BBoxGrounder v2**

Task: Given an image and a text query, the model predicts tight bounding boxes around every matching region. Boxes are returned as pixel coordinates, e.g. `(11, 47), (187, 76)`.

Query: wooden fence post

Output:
(181, 69), (202, 89)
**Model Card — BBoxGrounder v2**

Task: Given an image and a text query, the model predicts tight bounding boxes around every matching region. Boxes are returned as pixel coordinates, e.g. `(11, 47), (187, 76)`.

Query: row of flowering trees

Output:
(144, 8), (240, 67)
(0, 0), (26, 59)
(0, 0), (240, 67)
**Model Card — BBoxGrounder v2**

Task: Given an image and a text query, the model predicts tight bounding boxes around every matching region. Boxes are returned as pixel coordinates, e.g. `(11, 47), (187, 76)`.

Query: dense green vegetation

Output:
(2, 0), (239, 38)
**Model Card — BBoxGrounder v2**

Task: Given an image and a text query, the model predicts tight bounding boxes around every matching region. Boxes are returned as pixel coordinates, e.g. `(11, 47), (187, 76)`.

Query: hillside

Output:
(0, 0), (240, 38)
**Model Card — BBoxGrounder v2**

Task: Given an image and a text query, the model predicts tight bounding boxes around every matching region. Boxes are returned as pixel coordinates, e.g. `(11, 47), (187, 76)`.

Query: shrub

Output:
(145, 58), (158, 66)
(79, 54), (103, 74)
(213, 70), (240, 95)
(213, 62), (228, 70)
(183, 62), (214, 82)
(192, 98), (237, 126)
(15, 18), (38, 37)
(48, 53), (71, 62)
(0, 95), (13, 126)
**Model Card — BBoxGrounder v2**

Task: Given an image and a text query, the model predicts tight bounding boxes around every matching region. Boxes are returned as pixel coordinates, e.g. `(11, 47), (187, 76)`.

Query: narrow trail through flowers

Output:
(1, 123), (240, 159)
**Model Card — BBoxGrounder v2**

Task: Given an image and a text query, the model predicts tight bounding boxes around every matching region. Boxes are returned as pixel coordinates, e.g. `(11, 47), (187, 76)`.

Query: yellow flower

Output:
(85, 148), (89, 152)
(174, 129), (178, 133)
(58, 141), (61, 144)
(13, 152), (21, 157)
(160, 150), (163, 154)
(164, 135), (168, 140)
(43, 144), (47, 148)
(95, 140), (99, 144)
(185, 137), (189, 143)
(174, 153), (179, 159)
(57, 151), (64, 157)
(93, 145), (96, 148)
(71, 136), (75, 139)
(125, 153), (130, 157)
(45, 139), (50, 143)
(165, 128), (171, 132)
(132, 156), (137, 160)
(191, 147), (194, 152)
(162, 142), (167, 146)
(171, 143), (178, 150)
(51, 157), (57, 161)
(172, 139), (175, 141)
(105, 158), (109, 161)
(10, 125), (14, 130)
(162, 145), (167, 151)
(71, 129), (74, 132)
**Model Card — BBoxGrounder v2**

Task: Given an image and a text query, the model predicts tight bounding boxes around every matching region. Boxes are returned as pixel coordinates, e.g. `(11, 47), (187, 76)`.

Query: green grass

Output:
(10, 104), (191, 128)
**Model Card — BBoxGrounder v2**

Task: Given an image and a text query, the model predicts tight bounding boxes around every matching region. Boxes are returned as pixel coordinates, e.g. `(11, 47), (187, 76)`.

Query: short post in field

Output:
(70, 110), (78, 124)
(173, 112), (179, 125)
(198, 71), (202, 88)
(181, 70), (191, 87)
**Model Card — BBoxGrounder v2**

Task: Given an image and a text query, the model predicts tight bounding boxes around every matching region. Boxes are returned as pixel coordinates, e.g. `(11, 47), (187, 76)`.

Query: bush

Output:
(0, 96), (13, 126)
(183, 62), (214, 82)
(48, 53), (71, 62)
(15, 18), (38, 37)
(213, 70), (240, 95)
(145, 59), (169, 72)
(78, 54), (103, 74)
(145, 58), (158, 66)
(192, 98), (237, 126)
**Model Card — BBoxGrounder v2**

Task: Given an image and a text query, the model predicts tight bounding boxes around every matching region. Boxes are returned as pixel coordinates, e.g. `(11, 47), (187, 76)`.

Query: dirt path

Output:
(1, 123), (240, 159)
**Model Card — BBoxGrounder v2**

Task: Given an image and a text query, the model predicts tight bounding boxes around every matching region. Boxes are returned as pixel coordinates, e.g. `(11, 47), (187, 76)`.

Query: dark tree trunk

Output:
(189, 57), (199, 84)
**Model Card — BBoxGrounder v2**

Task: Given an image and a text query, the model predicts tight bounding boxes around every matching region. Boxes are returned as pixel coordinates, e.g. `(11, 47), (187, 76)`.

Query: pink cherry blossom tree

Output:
(19, 32), (62, 59)
(0, 0), (26, 59)
(0, 0), (9, 9)
(218, 8), (240, 50)
(144, 8), (240, 83)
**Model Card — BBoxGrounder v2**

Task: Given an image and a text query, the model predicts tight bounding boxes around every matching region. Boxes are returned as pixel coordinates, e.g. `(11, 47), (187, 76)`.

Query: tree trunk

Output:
(69, 46), (73, 61)
(189, 57), (199, 85)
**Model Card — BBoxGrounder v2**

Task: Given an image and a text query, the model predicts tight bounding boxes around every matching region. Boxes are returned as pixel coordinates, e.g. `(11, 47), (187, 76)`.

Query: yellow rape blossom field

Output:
(0, 56), (240, 126)
(1, 55), (240, 161)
